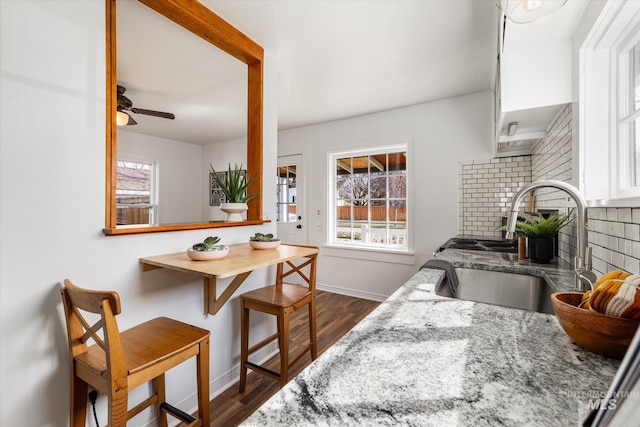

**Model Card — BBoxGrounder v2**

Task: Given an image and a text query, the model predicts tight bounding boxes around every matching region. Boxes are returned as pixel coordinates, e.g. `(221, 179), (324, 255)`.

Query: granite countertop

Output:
(243, 266), (621, 426)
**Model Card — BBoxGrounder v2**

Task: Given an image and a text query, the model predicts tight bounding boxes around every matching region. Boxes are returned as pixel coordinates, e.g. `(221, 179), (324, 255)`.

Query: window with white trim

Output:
(581, 0), (640, 202)
(116, 160), (157, 225)
(328, 145), (409, 250)
(618, 39), (640, 194)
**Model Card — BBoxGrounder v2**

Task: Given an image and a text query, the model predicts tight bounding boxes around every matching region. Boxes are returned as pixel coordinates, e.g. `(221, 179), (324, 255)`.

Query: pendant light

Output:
(497, 0), (568, 23)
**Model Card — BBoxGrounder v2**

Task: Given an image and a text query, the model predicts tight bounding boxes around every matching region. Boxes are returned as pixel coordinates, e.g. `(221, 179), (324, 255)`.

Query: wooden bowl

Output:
(550, 292), (640, 359)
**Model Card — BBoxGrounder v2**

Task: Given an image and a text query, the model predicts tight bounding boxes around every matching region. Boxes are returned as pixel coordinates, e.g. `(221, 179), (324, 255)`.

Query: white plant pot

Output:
(220, 202), (248, 222)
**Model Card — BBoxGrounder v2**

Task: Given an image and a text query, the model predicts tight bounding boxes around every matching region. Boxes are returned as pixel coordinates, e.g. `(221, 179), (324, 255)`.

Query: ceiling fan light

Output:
(116, 110), (136, 126)
(498, 0), (567, 23)
(523, 0), (544, 12)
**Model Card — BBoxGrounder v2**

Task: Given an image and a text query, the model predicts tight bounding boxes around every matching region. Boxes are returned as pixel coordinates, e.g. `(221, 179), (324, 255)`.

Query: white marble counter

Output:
(242, 269), (620, 426)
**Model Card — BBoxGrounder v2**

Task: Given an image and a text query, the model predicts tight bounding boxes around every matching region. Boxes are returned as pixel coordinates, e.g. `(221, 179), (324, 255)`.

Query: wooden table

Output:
(140, 243), (319, 315)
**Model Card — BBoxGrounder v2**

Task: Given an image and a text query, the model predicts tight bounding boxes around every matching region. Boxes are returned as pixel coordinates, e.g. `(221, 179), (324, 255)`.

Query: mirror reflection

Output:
(113, 0), (248, 227)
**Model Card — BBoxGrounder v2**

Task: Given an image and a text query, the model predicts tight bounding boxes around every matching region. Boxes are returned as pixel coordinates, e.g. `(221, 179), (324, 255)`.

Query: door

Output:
(276, 154), (306, 245)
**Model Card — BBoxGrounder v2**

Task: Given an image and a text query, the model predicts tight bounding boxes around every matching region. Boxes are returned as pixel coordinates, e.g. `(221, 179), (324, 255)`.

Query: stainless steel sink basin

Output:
(435, 268), (555, 314)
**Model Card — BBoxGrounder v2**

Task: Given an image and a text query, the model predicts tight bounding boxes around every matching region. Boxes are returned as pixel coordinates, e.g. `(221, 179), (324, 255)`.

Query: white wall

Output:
(118, 130), (204, 223)
(202, 137), (249, 222)
(278, 91), (494, 300)
(0, 2), (278, 426)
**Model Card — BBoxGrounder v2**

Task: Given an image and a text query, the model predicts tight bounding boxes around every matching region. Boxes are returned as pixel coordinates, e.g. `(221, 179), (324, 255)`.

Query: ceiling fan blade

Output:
(130, 108), (175, 120)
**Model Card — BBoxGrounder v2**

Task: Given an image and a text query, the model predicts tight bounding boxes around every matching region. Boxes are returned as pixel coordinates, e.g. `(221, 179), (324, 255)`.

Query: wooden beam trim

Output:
(138, 0), (264, 64)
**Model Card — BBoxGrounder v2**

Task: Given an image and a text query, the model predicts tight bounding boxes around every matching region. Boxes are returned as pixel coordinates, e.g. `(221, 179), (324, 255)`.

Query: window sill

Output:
(587, 197), (640, 208)
(322, 244), (416, 265)
(103, 219), (270, 236)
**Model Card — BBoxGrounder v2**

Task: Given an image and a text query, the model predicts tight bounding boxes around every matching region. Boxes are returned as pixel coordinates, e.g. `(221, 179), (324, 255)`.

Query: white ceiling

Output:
(116, 0), (498, 145)
(116, 0), (585, 147)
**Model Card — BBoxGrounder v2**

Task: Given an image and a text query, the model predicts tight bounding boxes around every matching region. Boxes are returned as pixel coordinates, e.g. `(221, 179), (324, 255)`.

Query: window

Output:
(276, 164), (297, 223)
(116, 160), (157, 225)
(580, 0), (640, 203)
(328, 145), (408, 250)
(619, 39), (640, 194)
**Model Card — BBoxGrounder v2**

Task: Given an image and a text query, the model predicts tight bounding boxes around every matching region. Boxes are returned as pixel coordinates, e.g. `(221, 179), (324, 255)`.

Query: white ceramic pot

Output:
(186, 245), (229, 260)
(249, 240), (281, 250)
(220, 202), (248, 222)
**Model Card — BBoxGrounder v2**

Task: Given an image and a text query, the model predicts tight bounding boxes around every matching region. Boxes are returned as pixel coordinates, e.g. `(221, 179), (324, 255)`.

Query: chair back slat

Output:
(61, 279), (127, 381)
(279, 254), (317, 291)
(76, 314), (106, 349)
(64, 279), (121, 315)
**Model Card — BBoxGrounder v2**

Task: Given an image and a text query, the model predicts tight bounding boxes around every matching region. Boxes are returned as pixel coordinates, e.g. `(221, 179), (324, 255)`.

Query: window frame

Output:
(617, 33), (640, 198)
(581, 0), (640, 205)
(327, 143), (411, 253)
(276, 163), (297, 223)
(115, 156), (159, 226)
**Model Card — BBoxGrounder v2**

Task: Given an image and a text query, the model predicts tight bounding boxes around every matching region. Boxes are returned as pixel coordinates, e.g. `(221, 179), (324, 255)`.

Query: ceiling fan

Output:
(116, 85), (175, 126)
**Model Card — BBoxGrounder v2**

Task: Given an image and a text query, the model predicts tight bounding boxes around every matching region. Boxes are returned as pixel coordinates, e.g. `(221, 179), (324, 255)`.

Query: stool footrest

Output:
(289, 343), (313, 367)
(246, 361), (281, 380)
(161, 402), (197, 425)
(247, 332), (279, 355)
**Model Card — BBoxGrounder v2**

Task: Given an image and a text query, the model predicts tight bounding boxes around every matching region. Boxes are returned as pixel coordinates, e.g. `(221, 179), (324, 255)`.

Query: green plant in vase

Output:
(500, 209), (575, 263)
(210, 163), (260, 221)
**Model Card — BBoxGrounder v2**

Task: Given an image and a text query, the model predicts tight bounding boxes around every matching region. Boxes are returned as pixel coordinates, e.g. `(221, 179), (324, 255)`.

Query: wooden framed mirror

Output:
(104, 0), (264, 235)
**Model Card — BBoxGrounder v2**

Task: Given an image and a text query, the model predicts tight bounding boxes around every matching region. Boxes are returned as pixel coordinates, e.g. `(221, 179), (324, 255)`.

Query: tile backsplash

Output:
(458, 156), (531, 237)
(588, 208), (640, 276)
(458, 103), (640, 276)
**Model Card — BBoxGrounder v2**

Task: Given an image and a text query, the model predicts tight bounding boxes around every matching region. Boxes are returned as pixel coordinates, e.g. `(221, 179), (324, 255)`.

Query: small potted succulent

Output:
(249, 232), (281, 250)
(210, 163), (260, 222)
(187, 236), (229, 260)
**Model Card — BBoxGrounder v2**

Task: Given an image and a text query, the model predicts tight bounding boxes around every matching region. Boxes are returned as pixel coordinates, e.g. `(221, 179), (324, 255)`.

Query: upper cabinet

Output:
(494, 1), (588, 157)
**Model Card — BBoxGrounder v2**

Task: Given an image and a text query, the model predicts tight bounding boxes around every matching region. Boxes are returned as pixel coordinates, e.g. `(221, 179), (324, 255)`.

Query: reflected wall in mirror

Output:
(104, 0), (264, 235)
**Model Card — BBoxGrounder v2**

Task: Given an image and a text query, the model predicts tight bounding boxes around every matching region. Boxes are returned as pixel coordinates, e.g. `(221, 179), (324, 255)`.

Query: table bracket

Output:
(204, 271), (252, 315)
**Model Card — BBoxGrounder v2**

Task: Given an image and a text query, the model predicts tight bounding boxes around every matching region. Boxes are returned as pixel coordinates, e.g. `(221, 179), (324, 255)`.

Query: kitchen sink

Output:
(436, 268), (555, 314)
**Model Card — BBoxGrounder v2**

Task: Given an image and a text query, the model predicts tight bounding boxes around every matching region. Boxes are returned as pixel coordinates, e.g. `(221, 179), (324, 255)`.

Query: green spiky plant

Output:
(210, 163), (259, 203)
(250, 232), (279, 242)
(191, 236), (221, 251)
(501, 208), (575, 238)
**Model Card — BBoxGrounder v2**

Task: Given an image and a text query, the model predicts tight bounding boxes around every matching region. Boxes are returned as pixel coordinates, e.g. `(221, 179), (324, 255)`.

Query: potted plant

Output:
(249, 232), (281, 250)
(210, 163), (259, 222)
(186, 236), (229, 260)
(504, 209), (575, 263)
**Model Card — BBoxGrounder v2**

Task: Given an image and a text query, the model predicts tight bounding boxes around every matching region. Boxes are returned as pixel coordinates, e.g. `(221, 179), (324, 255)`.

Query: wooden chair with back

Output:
(60, 279), (210, 426)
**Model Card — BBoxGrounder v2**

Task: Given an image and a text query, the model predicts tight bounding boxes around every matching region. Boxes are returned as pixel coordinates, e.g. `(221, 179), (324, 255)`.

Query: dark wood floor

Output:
(208, 290), (380, 427)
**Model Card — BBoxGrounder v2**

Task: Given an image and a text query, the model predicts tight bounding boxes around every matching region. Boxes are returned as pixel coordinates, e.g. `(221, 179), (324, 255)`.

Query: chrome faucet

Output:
(504, 180), (594, 292)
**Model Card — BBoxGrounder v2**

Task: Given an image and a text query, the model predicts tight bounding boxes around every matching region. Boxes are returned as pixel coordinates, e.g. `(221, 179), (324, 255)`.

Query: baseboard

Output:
(316, 282), (388, 302)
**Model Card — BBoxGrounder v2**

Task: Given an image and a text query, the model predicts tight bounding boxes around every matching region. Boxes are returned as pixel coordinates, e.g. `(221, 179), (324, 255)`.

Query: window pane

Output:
(388, 152), (406, 171)
(389, 173), (406, 198)
(634, 117), (639, 187)
(276, 164), (297, 222)
(370, 175), (386, 198)
(634, 42), (640, 111)
(116, 160), (153, 225)
(336, 204), (352, 221)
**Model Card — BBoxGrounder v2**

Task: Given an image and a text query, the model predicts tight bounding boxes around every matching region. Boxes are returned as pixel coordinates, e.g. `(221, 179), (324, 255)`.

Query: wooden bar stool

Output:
(60, 279), (210, 427)
(239, 252), (318, 392)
